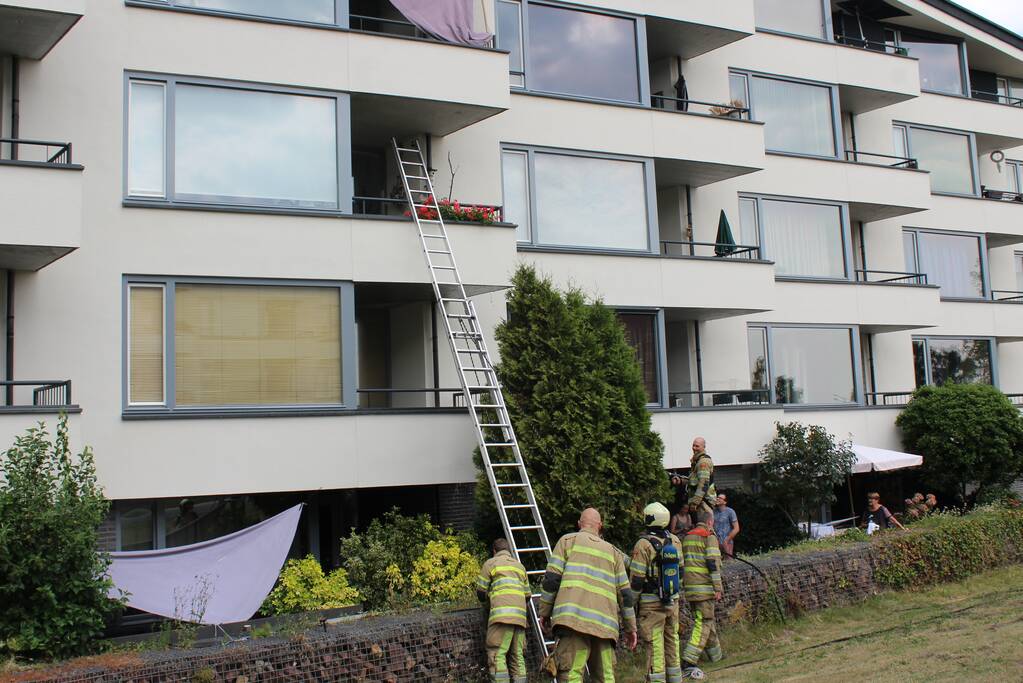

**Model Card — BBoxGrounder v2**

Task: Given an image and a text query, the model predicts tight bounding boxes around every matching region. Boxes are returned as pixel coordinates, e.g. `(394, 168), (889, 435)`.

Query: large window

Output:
(1016, 252), (1023, 291)
(893, 124), (977, 195)
(753, 0), (826, 39)
(903, 228), (986, 298)
(730, 72), (837, 157)
(497, 1), (643, 103)
(126, 75), (349, 211)
(738, 196), (848, 278)
(502, 147), (654, 251)
(913, 337), (993, 387)
(618, 312), (661, 404)
(133, 0), (341, 25)
(749, 325), (859, 405)
(897, 32), (965, 95)
(125, 278), (353, 412)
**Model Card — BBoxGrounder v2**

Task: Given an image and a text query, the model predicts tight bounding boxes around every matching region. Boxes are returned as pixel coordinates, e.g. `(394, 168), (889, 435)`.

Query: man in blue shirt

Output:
(713, 494), (739, 559)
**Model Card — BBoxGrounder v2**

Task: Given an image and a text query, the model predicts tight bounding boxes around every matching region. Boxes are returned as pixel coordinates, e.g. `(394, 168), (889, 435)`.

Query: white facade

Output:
(1, 0), (1021, 551)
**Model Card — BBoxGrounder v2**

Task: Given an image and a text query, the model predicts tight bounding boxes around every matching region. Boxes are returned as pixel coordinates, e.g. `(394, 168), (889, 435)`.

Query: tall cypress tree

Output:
(474, 265), (669, 549)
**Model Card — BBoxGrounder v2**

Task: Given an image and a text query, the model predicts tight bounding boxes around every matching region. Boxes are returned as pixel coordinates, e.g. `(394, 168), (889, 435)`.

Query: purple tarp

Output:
(389, 0), (493, 47)
(107, 504), (303, 625)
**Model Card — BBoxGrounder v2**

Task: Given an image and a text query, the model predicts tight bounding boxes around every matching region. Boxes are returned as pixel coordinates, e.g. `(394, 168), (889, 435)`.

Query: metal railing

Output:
(0, 380), (73, 408)
(981, 187), (1023, 202)
(660, 240), (761, 260)
(349, 13), (493, 46)
(0, 138), (73, 164)
(991, 290), (1023, 303)
(844, 149), (918, 169)
(353, 196), (503, 221)
(864, 391), (914, 406)
(855, 269), (928, 285)
(668, 389), (770, 409)
(970, 89), (1023, 107)
(357, 387), (465, 409)
(650, 95), (750, 120)
(833, 34), (908, 56)
(1006, 393), (1023, 408)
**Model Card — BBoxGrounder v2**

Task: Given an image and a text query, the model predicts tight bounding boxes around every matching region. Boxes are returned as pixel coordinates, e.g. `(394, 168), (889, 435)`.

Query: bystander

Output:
(713, 494), (739, 558)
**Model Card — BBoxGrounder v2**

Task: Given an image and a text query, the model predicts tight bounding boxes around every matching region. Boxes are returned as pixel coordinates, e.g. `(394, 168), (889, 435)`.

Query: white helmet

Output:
(643, 502), (670, 529)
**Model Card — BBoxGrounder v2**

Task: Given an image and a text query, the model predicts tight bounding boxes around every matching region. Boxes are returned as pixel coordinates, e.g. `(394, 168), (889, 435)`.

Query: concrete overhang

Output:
(0, 161), (82, 270)
(0, 1), (83, 59)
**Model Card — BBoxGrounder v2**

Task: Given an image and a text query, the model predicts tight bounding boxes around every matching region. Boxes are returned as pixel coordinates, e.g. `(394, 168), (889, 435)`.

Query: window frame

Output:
(901, 227), (989, 300)
(911, 335), (997, 387)
(738, 193), (853, 281)
(123, 72), (354, 215)
(729, 70), (842, 159)
(501, 143), (659, 254)
(616, 308), (668, 408)
(122, 275), (357, 416)
(748, 323), (863, 406)
(1007, 159), (1023, 194)
(752, 0), (833, 42)
(893, 121), (980, 197)
(890, 28), (970, 97)
(126, 283), (168, 407)
(501, 0), (650, 106)
(126, 0), (349, 29)
(1014, 250), (1023, 291)
(497, 0), (526, 88)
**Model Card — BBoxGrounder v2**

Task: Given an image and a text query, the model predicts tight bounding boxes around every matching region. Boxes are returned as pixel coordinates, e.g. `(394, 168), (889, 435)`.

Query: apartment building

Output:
(0, 0), (1020, 560)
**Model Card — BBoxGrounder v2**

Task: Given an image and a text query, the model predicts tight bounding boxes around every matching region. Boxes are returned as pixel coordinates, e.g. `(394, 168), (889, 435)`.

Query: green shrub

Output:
(261, 555), (360, 615)
(409, 538), (481, 602)
(0, 416), (123, 660)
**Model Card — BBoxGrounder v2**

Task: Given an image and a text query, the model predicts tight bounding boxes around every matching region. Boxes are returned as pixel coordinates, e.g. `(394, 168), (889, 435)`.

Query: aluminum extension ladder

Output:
(392, 138), (556, 660)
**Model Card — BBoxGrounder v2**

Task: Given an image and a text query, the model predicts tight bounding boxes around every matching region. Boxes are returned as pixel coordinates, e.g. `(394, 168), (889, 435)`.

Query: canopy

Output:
(107, 504), (303, 625)
(851, 444), (923, 474)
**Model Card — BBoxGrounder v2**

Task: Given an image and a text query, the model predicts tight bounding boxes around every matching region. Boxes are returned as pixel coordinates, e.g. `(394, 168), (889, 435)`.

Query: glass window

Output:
(914, 338), (993, 386)
(892, 124), (908, 160)
(128, 285), (165, 405)
(899, 34), (964, 95)
(906, 127), (975, 195)
(737, 197), (760, 249)
(165, 496), (271, 548)
(771, 327), (856, 404)
(749, 76), (836, 156)
(760, 199), (846, 278)
(908, 230), (984, 298)
(497, 0), (524, 87)
(1014, 252), (1023, 291)
(119, 503), (155, 551)
(903, 230), (918, 273)
(501, 150), (531, 242)
(127, 81), (166, 197)
(173, 0), (336, 24)
(748, 327), (769, 391)
(527, 3), (640, 102)
(754, 0), (825, 38)
(1008, 160), (1023, 194)
(618, 313), (659, 403)
(913, 339), (927, 387)
(729, 73), (749, 109)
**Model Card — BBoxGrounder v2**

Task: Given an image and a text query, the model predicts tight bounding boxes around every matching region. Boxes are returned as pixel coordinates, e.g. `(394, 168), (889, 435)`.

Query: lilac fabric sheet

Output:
(107, 504), (303, 624)
(389, 0), (493, 47)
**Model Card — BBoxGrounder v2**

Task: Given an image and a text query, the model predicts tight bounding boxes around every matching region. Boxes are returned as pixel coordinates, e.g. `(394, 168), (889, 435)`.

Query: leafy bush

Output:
(0, 417), (123, 660)
(261, 555), (360, 615)
(409, 538), (481, 602)
(896, 384), (1023, 505)
(720, 489), (805, 556)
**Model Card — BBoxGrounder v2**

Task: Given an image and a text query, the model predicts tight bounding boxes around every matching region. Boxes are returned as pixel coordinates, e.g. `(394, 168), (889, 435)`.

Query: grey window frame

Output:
(753, 0), (833, 42)
(890, 28), (970, 97)
(738, 193), (853, 281)
(126, 0), (349, 29)
(728, 69), (842, 159)
(911, 335), (998, 387)
(893, 121), (980, 197)
(122, 275), (357, 416)
(506, 0), (650, 106)
(497, 0), (525, 88)
(616, 308), (668, 408)
(748, 323), (863, 406)
(123, 72), (354, 215)
(501, 143), (659, 254)
(902, 226), (989, 300)
(1008, 159), (1023, 194)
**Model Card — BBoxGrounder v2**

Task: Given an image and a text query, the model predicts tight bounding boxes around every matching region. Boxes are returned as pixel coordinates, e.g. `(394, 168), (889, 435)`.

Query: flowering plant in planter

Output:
(404, 195), (498, 224)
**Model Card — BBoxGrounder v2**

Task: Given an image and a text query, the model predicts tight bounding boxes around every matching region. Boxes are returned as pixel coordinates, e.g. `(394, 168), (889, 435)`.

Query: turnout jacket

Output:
(476, 550), (530, 627)
(685, 453), (715, 509)
(538, 530), (636, 641)
(682, 524), (722, 601)
(629, 531), (683, 605)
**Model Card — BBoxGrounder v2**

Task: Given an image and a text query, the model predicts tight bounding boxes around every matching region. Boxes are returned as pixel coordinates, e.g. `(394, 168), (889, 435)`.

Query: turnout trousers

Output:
(682, 599), (722, 666)
(486, 623), (527, 683)
(553, 628), (616, 683)
(638, 600), (682, 683)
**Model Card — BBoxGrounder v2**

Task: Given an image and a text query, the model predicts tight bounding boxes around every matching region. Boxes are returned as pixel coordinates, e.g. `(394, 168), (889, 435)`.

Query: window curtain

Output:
(618, 314), (659, 403)
(761, 200), (844, 277)
(917, 232), (983, 297)
(750, 76), (835, 156)
(388, 0), (493, 47)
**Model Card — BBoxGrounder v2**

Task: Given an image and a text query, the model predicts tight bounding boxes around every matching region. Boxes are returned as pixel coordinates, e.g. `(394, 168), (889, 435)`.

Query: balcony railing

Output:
(668, 389), (770, 408)
(844, 149), (917, 169)
(855, 269), (928, 285)
(833, 34), (908, 56)
(0, 138), (73, 165)
(0, 380), (73, 409)
(357, 387), (465, 409)
(991, 290), (1023, 303)
(981, 187), (1023, 202)
(650, 95), (750, 120)
(353, 196), (503, 221)
(864, 391), (914, 406)
(1006, 393), (1023, 408)
(970, 89), (1023, 107)
(349, 13), (494, 47)
(660, 241), (761, 260)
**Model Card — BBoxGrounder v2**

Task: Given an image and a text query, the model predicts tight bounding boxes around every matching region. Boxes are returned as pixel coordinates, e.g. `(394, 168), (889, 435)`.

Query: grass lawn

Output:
(615, 564), (1023, 682)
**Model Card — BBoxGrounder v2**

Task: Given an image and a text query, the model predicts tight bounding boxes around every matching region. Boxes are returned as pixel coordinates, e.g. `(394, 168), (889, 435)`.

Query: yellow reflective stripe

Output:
(653, 623), (665, 672)
(570, 544), (615, 563)
(491, 589), (528, 599)
(569, 647), (588, 683)
(686, 566), (709, 574)
(599, 644), (614, 683)
(558, 578), (616, 601)
(493, 565), (528, 579)
(552, 602), (620, 631)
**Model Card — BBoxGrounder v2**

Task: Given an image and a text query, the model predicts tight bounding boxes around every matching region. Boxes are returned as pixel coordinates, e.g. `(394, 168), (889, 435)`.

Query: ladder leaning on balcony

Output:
(391, 138), (556, 661)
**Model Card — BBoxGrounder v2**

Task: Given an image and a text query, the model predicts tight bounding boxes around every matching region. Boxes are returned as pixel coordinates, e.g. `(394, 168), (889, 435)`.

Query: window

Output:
(136, 0), (341, 25)
(1015, 252), (1023, 292)
(1008, 160), (1023, 195)
(739, 196), (848, 278)
(913, 337), (993, 387)
(754, 0), (826, 39)
(731, 72), (837, 157)
(749, 325), (859, 405)
(618, 312), (660, 404)
(897, 32), (965, 95)
(498, 1), (643, 103)
(126, 278), (353, 412)
(126, 75), (349, 211)
(894, 124), (976, 195)
(502, 147), (654, 251)
(118, 503), (155, 551)
(903, 228), (985, 298)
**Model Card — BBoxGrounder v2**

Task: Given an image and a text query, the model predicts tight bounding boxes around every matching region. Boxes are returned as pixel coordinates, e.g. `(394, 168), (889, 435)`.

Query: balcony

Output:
(767, 279), (941, 332)
(0, 0), (83, 59)
(0, 379), (75, 413)
(886, 93), (1023, 153)
(921, 194), (1023, 243)
(595, 0), (755, 58)
(0, 139), (82, 270)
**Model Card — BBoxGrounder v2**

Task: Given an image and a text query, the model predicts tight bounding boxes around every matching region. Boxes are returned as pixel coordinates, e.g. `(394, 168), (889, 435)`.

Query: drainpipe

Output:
(431, 302), (440, 407)
(684, 184), (694, 256)
(10, 56), (19, 159)
(6, 271), (13, 405)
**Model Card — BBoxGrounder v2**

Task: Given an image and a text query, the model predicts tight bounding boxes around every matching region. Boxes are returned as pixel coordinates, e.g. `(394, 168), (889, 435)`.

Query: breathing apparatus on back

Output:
(642, 502), (681, 604)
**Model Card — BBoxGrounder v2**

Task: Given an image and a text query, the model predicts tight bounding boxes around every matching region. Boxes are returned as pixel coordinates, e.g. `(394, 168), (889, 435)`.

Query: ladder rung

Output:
(503, 504), (535, 510)
(516, 547), (548, 553)
(441, 297), (469, 303)
(473, 402), (505, 409)
(407, 175), (429, 180)
(432, 265), (458, 270)
(400, 160), (423, 165)
(453, 332), (483, 338)
(395, 147), (421, 153)
(447, 314), (475, 319)
(408, 188), (432, 193)
(530, 592), (543, 599)
(496, 483), (527, 488)
(479, 423), (511, 428)
(484, 442), (515, 448)
(490, 462), (523, 467)
(526, 569), (546, 576)
(456, 348), (486, 354)
(511, 525), (541, 531)
(427, 250), (452, 255)
(466, 384), (499, 390)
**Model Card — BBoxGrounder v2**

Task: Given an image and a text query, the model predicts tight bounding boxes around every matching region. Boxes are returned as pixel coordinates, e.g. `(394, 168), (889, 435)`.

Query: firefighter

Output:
(629, 502), (684, 683)
(685, 437), (716, 516)
(476, 538), (530, 683)
(538, 507), (638, 683)
(681, 509), (723, 680)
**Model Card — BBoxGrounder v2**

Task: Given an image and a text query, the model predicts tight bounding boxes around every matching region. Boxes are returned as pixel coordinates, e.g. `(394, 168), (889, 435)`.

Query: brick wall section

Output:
(96, 511), (117, 553)
(437, 482), (476, 531)
(17, 544), (878, 683)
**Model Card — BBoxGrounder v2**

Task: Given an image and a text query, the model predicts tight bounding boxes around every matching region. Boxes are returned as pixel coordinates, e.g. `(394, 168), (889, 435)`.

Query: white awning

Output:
(851, 444), (923, 474)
